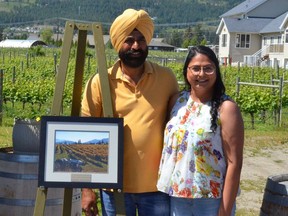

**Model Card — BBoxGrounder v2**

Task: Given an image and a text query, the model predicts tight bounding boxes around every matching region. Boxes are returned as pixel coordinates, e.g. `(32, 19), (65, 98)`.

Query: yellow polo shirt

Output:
(81, 60), (179, 193)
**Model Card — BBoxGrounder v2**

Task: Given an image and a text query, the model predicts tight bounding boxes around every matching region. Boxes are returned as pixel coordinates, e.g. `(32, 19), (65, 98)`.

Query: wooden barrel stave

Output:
(260, 174), (288, 216)
(0, 147), (82, 216)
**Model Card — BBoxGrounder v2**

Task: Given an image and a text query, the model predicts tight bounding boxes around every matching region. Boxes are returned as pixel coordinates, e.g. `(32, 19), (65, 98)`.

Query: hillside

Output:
(0, 0), (243, 27)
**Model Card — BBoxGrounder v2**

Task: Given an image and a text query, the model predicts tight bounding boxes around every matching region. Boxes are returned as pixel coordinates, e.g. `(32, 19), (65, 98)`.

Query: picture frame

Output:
(38, 116), (124, 189)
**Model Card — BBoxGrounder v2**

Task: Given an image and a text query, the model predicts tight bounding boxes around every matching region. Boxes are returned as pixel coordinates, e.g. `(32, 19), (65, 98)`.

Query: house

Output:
(148, 38), (175, 51)
(0, 39), (47, 48)
(51, 34), (175, 51)
(49, 34), (111, 48)
(216, 0), (288, 68)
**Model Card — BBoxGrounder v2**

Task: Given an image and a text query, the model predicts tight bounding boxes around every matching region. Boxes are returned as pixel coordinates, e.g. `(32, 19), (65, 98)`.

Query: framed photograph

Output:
(38, 116), (124, 189)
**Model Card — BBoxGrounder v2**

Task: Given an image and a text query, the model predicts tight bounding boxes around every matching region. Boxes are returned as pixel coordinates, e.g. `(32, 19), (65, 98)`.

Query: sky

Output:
(55, 130), (109, 142)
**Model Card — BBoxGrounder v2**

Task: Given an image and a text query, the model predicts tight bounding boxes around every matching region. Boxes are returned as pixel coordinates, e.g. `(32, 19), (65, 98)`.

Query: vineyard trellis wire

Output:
(236, 76), (284, 127)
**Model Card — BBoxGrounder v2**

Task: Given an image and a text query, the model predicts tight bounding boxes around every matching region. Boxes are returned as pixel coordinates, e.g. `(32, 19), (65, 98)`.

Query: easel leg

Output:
(46, 21), (126, 216)
(33, 187), (47, 216)
(62, 188), (73, 216)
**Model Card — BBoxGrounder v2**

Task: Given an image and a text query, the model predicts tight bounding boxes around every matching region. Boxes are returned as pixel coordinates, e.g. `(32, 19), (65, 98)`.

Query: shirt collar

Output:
(110, 60), (153, 80)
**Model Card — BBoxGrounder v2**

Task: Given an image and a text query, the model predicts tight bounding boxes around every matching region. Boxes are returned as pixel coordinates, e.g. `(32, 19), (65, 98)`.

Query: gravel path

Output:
(236, 146), (288, 215)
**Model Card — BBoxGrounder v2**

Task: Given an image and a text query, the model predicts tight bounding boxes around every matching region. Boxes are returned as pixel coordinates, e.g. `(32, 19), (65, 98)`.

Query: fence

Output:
(236, 76), (286, 127)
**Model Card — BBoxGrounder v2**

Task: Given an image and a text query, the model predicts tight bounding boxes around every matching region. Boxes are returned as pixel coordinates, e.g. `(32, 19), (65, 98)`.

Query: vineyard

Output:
(55, 143), (108, 173)
(0, 46), (288, 130)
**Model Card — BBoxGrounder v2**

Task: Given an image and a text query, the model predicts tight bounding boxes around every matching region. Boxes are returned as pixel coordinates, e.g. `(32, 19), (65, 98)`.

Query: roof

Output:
(27, 33), (175, 48)
(148, 38), (175, 48)
(0, 39), (47, 48)
(260, 12), (288, 33)
(217, 11), (288, 35)
(81, 36), (175, 48)
(220, 0), (266, 18)
(216, 17), (272, 34)
(280, 12), (288, 30)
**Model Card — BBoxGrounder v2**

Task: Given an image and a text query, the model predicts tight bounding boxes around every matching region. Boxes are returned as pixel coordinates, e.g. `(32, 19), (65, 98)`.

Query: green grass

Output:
(240, 178), (266, 193)
(274, 159), (285, 164)
(0, 126), (12, 148)
(236, 209), (259, 216)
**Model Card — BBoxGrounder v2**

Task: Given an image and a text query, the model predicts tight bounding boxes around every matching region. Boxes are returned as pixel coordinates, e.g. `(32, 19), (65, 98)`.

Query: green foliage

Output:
(235, 89), (280, 114)
(200, 38), (207, 45)
(221, 66), (287, 128)
(167, 62), (184, 82)
(40, 28), (53, 43)
(0, 0), (243, 46)
(182, 39), (190, 48)
(167, 30), (182, 48)
(181, 24), (207, 47)
(29, 46), (46, 56)
(0, 47), (287, 129)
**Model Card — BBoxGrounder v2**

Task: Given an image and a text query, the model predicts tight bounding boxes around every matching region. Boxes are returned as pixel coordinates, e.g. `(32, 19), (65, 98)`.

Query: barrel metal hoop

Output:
(0, 151), (39, 163)
(263, 189), (288, 207)
(0, 197), (62, 206)
(0, 192), (81, 206)
(0, 171), (38, 180)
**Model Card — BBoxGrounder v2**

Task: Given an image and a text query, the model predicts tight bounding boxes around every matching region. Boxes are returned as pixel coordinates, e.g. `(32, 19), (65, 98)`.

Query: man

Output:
(81, 8), (179, 216)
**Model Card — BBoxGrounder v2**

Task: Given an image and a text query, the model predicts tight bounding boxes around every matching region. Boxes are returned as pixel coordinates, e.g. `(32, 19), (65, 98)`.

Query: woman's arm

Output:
(218, 100), (244, 216)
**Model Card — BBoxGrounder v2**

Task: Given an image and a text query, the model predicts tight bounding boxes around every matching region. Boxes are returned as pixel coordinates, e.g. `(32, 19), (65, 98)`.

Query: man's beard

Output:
(118, 48), (148, 68)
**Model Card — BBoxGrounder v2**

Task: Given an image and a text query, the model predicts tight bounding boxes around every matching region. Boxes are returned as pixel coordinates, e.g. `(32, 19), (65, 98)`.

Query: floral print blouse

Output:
(157, 90), (230, 198)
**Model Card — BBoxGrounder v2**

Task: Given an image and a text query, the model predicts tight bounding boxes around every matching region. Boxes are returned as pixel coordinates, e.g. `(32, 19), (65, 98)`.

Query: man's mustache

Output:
(125, 50), (144, 55)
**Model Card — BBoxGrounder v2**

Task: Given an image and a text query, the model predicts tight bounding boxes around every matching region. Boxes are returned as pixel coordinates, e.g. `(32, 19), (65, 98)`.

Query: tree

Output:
(190, 24), (205, 46)
(169, 30), (182, 47)
(182, 39), (190, 48)
(0, 27), (4, 41)
(183, 26), (193, 42)
(181, 26), (194, 48)
(40, 28), (53, 44)
(200, 38), (207, 45)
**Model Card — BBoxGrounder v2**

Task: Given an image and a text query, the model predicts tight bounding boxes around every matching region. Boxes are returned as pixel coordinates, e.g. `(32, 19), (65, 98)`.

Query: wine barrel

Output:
(260, 174), (288, 216)
(0, 147), (82, 216)
(12, 118), (41, 155)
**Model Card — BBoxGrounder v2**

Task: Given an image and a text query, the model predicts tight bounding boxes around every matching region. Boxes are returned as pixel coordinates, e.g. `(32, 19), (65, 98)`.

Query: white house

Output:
(216, 0), (288, 68)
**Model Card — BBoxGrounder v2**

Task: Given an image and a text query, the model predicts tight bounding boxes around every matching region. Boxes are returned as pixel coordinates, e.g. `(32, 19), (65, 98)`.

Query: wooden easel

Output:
(33, 21), (125, 216)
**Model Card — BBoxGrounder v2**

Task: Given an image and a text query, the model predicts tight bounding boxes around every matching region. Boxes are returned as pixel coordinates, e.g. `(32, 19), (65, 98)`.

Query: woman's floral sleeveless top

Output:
(157, 90), (230, 198)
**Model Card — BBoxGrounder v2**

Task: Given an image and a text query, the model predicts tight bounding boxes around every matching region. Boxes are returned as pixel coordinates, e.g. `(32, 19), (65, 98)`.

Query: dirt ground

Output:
(236, 144), (288, 215)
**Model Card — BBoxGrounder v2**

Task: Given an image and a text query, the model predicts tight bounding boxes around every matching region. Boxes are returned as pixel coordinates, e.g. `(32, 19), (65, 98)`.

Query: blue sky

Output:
(55, 130), (109, 142)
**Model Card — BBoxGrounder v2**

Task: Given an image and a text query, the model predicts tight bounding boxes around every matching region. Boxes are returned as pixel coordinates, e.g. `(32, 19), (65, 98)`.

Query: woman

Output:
(157, 46), (244, 216)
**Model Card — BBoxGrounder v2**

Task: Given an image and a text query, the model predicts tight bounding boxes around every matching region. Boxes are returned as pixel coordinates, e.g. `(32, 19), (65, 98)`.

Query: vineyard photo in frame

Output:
(38, 116), (124, 189)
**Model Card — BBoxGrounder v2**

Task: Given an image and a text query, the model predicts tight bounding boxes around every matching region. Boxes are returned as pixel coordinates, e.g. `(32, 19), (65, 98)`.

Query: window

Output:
(221, 34), (227, 47)
(263, 37), (268, 45)
(235, 34), (250, 48)
(277, 35), (282, 44)
(285, 29), (288, 43)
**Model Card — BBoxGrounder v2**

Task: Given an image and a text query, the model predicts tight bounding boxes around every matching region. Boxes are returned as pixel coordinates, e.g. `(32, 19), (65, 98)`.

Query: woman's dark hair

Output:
(183, 45), (225, 132)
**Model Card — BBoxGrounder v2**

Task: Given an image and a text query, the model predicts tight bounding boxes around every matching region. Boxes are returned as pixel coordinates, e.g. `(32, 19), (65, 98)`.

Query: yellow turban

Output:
(110, 8), (154, 52)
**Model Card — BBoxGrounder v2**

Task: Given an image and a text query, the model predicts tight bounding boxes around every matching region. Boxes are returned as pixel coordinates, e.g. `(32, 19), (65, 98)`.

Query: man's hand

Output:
(82, 188), (99, 216)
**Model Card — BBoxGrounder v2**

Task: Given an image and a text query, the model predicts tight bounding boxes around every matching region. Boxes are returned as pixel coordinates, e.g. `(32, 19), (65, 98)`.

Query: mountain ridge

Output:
(0, 0), (243, 28)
